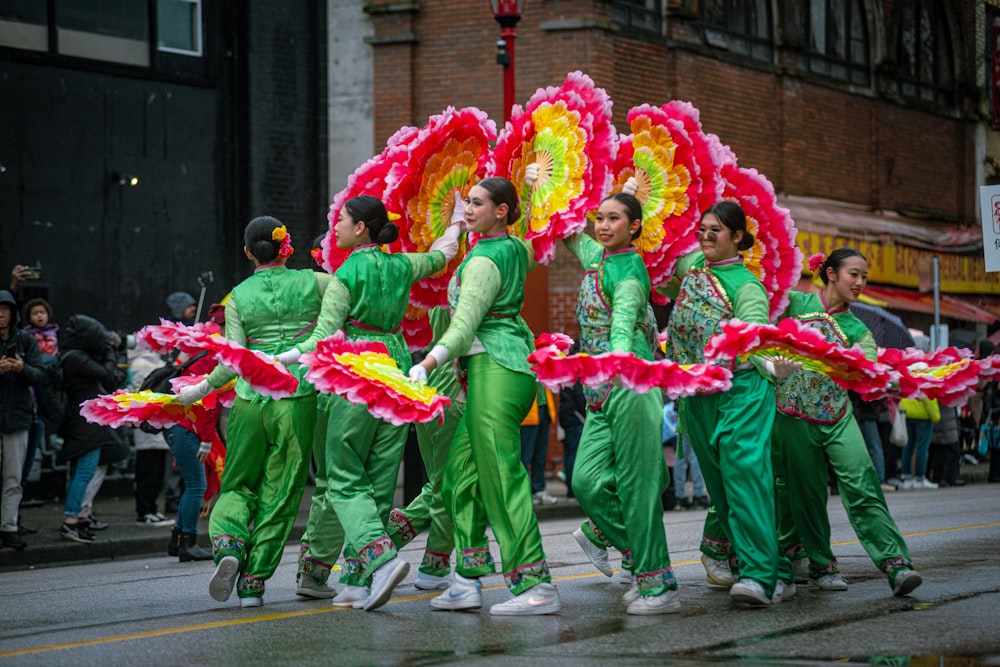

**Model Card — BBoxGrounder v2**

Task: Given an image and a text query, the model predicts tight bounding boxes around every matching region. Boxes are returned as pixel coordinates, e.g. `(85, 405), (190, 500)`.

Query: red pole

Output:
(501, 27), (516, 125)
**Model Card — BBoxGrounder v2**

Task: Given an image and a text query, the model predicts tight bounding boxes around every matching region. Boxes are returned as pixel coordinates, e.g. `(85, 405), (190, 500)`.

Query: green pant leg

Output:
(699, 505), (734, 562)
(326, 396), (406, 582)
(442, 408), (495, 579)
(299, 396), (346, 585)
(826, 415), (913, 573)
(686, 372), (780, 595)
(238, 395), (316, 594)
(390, 400), (464, 576)
(771, 419), (804, 563)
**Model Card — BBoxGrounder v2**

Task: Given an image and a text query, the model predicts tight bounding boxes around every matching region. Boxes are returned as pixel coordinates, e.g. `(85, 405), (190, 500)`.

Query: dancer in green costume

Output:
(408, 177), (560, 616)
(179, 216), (328, 608)
(385, 307), (464, 590)
(665, 201), (796, 607)
(772, 248), (922, 596)
(288, 195), (461, 611)
(562, 190), (680, 615)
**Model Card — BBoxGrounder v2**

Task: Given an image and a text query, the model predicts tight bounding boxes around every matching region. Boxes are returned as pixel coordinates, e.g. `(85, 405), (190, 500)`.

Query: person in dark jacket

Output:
(928, 404), (964, 487)
(58, 314), (125, 543)
(0, 290), (44, 549)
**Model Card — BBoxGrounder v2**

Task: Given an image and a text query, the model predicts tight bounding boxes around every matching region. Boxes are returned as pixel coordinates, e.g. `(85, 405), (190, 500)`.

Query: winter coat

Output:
(930, 405), (960, 445)
(58, 314), (125, 461)
(0, 327), (44, 433)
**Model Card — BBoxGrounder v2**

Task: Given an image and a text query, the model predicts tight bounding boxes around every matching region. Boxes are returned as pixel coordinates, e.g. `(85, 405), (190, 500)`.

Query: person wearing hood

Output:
(0, 290), (44, 549)
(166, 292), (197, 325)
(58, 314), (126, 543)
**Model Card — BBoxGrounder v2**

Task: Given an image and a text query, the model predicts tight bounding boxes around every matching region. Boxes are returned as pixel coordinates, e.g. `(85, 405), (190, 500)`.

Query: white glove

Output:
(408, 364), (428, 384)
(762, 358), (801, 379)
(450, 190), (466, 225)
(275, 348), (301, 366)
(622, 176), (639, 197)
(524, 162), (540, 188)
(197, 441), (212, 462)
(178, 379), (213, 405)
(430, 223), (462, 262)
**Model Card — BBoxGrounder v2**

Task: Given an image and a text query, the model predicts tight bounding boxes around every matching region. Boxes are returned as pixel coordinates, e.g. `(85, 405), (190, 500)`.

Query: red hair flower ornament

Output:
(272, 225), (294, 259)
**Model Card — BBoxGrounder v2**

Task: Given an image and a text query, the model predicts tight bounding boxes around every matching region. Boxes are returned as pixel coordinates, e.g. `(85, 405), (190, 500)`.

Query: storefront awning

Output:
(794, 279), (996, 324)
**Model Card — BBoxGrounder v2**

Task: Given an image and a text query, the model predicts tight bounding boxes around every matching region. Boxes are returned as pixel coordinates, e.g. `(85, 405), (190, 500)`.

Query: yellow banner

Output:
(797, 232), (1000, 295)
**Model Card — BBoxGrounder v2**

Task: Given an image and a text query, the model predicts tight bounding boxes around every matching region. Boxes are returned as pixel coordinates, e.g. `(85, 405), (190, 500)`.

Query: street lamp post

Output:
(490, 0), (524, 124)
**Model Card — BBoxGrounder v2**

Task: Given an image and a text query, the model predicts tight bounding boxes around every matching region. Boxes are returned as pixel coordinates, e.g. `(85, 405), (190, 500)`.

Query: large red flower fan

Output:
(704, 318), (891, 394)
(301, 332), (451, 425)
(489, 71), (616, 264)
(400, 305), (433, 352)
(608, 102), (722, 295)
(873, 346), (982, 406)
(527, 340), (732, 399)
(383, 107), (496, 310)
(321, 124), (420, 273)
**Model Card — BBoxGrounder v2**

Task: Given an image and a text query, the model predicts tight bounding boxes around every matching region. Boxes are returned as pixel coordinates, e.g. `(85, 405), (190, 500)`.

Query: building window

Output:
(157, 0), (202, 56)
(0, 1), (49, 52)
(805, 0), (870, 85)
(611, 0), (662, 35)
(56, 0), (150, 66)
(896, 0), (953, 106)
(698, 0), (772, 62)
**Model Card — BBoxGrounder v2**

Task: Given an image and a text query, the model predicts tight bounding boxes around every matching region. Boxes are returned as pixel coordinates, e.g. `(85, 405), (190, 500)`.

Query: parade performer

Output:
(664, 201), (795, 607)
(772, 249), (921, 596)
(562, 188), (680, 615)
(291, 195), (460, 612)
(408, 177), (560, 616)
(385, 307), (464, 590)
(178, 216), (327, 607)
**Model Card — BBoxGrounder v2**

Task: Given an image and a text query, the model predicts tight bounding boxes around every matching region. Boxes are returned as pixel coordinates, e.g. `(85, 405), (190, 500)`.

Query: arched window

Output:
(896, 0), (954, 106)
(699, 0), (772, 62)
(805, 0), (870, 85)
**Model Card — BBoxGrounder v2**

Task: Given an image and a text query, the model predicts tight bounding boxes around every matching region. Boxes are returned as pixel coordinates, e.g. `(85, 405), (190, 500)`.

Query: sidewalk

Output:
(2, 463), (991, 572)
(0, 477), (584, 571)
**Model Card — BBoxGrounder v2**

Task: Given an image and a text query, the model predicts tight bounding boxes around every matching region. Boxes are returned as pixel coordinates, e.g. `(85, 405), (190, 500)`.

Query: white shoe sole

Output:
(209, 556), (240, 602)
(363, 560), (410, 611)
(893, 571), (922, 596)
(296, 584), (335, 599)
(729, 583), (770, 607)
(626, 591), (682, 615)
(429, 595), (482, 611)
(414, 576), (452, 591)
(573, 528), (613, 577)
(240, 597), (262, 608)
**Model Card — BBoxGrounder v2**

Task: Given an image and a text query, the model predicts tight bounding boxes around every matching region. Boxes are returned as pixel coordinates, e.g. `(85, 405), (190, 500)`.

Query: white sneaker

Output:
(627, 588), (681, 615)
(430, 573), (482, 611)
(792, 557), (810, 582)
(701, 554), (735, 587)
(532, 491), (558, 506)
(572, 527), (613, 577)
(729, 579), (770, 606)
(239, 596), (262, 608)
(332, 584), (368, 608)
(900, 477), (915, 490)
(892, 569), (922, 596)
(618, 569), (633, 585)
(771, 580), (796, 603)
(489, 582), (560, 616)
(296, 574), (335, 599)
(363, 558), (410, 611)
(623, 582), (641, 605)
(915, 477), (939, 489)
(414, 571), (453, 591)
(209, 556), (240, 602)
(811, 573), (848, 591)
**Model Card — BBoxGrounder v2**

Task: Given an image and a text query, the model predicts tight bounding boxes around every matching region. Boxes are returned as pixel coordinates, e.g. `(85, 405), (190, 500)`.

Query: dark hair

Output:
(244, 215), (285, 262)
(976, 338), (995, 359)
(344, 195), (399, 245)
(23, 298), (54, 324)
(818, 247), (867, 285)
(602, 193), (644, 240)
(703, 201), (754, 251)
(475, 177), (522, 225)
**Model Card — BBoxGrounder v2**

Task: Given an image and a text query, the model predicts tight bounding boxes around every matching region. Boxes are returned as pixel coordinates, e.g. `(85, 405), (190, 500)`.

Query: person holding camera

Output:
(0, 290), (44, 550)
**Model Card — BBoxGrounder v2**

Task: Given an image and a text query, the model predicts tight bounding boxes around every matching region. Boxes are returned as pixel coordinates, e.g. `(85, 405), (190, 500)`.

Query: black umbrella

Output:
(850, 302), (916, 349)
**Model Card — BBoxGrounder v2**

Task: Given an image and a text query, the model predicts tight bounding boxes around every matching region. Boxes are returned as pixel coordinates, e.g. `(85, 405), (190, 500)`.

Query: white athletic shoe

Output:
(430, 573), (482, 611)
(811, 573), (849, 591)
(701, 554), (735, 587)
(623, 582), (641, 605)
(572, 527), (613, 577)
(363, 558), (410, 611)
(729, 579), (770, 607)
(771, 580), (796, 603)
(618, 569), (633, 585)
(489, 583), (560, 616)
(239, 596), (263, 608)
(891, 569), (922, 596)
(414, 571), (453, 590)
(626, 588), (681, 615)
(209, 556), (240, 602)
(332, 584), (369, 608)
(296, 574), (335, 599)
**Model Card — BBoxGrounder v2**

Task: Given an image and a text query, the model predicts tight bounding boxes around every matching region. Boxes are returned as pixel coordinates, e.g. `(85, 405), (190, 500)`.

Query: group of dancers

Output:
(176, 165), (920, 615)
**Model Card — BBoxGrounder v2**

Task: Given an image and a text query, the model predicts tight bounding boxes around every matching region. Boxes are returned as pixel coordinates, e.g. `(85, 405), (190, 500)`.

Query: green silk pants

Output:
(210, 394), (316, 597)
(298, 395), (346, 585)
(441, 354), (551, 595)
(682, 370), (780, 596)
(773, 409), (913, 577)
(387, 400), (465, 576)
(573, 386), (676, 596)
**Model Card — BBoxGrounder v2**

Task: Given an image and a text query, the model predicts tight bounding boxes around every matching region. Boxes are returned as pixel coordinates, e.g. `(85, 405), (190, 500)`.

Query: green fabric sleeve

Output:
(437, 256), (502, 357)
(516, 236), (538, 273)
(563, 232), (602, 267)
(404, 250), (447, 282)
(610, 277), (646, 352)
(732, 280), (770, 325)
(206, 299), (240, 388)
(655, 250), (702, 300)
(298, 277), (351, 353)
(858, 331), (878, 361)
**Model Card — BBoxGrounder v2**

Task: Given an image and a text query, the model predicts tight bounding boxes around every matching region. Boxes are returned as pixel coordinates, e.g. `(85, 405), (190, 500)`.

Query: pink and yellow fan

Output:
(489, 71), (617, 263)
(875, 346), (982, 406)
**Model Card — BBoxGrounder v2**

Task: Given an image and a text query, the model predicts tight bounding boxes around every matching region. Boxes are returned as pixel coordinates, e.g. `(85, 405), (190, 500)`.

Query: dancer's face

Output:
(335, 208), (367, 249)
(464, 185), (508, 235)
(594, 198), (638, 252)
(698, 213), (741, 263)
(826, 256), (868, 304)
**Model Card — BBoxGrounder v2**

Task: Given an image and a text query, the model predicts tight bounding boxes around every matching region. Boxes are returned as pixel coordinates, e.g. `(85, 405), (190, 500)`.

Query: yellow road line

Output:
(2, 520), (998, 659)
